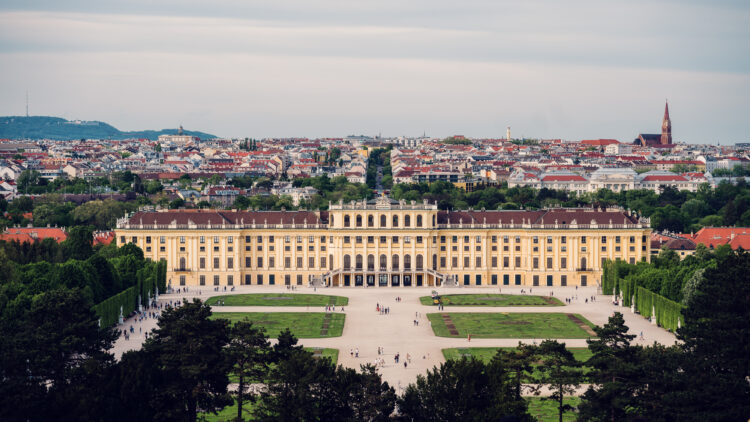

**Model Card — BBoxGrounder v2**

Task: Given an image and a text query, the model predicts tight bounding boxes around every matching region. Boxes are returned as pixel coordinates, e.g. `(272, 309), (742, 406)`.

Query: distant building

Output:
(634, 101), (673, 147)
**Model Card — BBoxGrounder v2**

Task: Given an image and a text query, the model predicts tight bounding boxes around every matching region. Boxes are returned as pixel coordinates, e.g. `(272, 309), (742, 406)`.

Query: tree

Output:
(63, 225), (94, 260)
(144, 299), (232, 421)
(493, 344), (535, 400)
(578, 312), (641, 422)
(17, 169), (41, 192)
(531, 340), (583, 422)
(226, 320), (271, 421)
(675, 250), (750, 421)
(397, 357), (532, 422)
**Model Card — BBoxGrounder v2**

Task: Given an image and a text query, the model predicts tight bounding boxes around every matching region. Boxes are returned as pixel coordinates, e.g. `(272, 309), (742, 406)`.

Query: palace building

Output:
(115, 196), (651, 289)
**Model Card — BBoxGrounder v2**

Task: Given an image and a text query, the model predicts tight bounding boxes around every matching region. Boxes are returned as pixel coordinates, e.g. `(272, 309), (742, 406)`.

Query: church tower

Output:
(661, 101), (672, 145)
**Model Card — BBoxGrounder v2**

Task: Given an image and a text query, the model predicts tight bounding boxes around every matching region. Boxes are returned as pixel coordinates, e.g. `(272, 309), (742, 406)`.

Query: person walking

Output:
(355, 348), (359, 358)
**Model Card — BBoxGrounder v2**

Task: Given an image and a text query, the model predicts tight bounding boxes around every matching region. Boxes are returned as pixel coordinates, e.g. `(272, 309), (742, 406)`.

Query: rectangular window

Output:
(463, 274), (470, 286)
(475, 256), (482, 267)
(615, 236), (621, 243)
(464, 256), (470, 268)
(269, 274), (275, 285)
(581, 236), (587, 244)
(503, 274), (510, 285)
(160, 246), (165, 252)
(368, 236), (374, 244)
(200, 257), (206, 269)
(392, 236), (399, 243)
(309, 257), (315, 268)
(213, 257), (220, 269)
(533, 236), (539, 244)
(547, 236), (552, 244)
(285, 275), (291, 286)
(533, 275), (539, 286)
(146, 236), (151, 244)
(601, 236), (607, 243)
(245, 257), (251, 268)
(452, 257), (458, 268)
(214, 236), (219, 243)
(160, 236), (165, 244)
(404, 236), (411, 244)
(475, 274), (482, 285)
(257, 257), (263, 268)
(245, 274), (251, 285)
(492, 274), (498, 285)
(416, 236), (423, 244)
(533, 257), (539, 269)
(581, 275), (587, 286)
(285, 236), (291, 243)
(515, 257), (521, 267)
(440, 257), (446, 268)
(285, 257), (291, 268)
(561, 236), (566, 244)
(441, 236), (446, 243)
(344, 236), (351, 243)
(296, 257), (302, 268)
(200, 236), (205, 243)
(257, 274), (263, 285)
(492, 236), (497, 243)
(213, 275), (220, 286)
(228, 236), (233, 243)
(504, 236), (509, 243)
(356, 236), (363, 244)
(197, 276), (203, 286)
(297, 274), (303, 286)
(321, 236), (326, 242)
(503, 256), (509, 268)
(561, 275), (567, 286)
(269, 257), (275, 268)
(227, 257), (233, 269)
(245, 236), (251, 243)
(546, 275), (553, 286)
(491, 257), (498, 268)
(320, 257), (327, 268)
(561, 257), (567, 268)
(227, 275), (233, 286)
(257, 235), (263, 242)
(546, 257), (553, 269)
(380, 236), (387, 243)
(464, 236), (469, 243)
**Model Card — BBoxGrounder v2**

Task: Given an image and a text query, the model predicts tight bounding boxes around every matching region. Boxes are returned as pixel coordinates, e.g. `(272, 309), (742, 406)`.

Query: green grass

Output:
(526, 396), (581, 422)
(206, 293), (348, 307)
(427, 313), (595, 339)
(442, 347), (592, 363)
(211, 312), (345, 338)
(200, 399), (256, 422)
(420, 294), (563, 307)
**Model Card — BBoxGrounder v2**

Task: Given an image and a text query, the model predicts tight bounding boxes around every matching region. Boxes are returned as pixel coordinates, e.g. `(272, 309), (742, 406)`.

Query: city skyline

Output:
(0, 1), (748, 143)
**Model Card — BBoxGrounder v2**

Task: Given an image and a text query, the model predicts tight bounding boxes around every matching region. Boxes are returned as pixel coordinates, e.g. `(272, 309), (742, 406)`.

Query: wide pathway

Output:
(111, 285), (677, 393)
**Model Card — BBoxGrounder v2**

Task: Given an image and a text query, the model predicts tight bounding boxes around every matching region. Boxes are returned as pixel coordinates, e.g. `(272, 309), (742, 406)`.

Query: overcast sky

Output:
(0, 1), (748, 143)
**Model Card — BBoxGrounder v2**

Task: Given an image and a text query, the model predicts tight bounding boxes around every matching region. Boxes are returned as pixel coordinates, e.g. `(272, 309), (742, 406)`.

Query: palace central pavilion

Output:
(115, 196), (651, 289)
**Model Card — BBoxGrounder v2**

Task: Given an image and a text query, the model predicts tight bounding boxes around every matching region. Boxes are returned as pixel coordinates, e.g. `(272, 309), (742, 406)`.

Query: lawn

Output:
(442, 347), (592, 363)
(427, 312), (596, 339)
(420, 294), (563, 307)
(200, 399), (256, 422)
(211, 312), (345, 338)
(526, 396), (581, 422)
(206, 293), (348, 307)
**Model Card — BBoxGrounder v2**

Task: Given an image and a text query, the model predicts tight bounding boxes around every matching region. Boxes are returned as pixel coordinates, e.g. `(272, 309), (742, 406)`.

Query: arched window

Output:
(392, 215), (399, 227)
(356, 215), (363, 227)
(344, 215), (350, 227)
(368, 215), (374, 227)
(356, 254), (363, 270)
(179, 257), (186, 270)
(380, 214), (386, 227)
(580, 257), (587, 270)
(380, 254), (387, 270)
(392, 254), (399, 270)
(405, 215), (411, 227)
(416, 254), (423, 270)
(404, 254), (412, 270)
(416, 215), (423, 227)
(432, 254), (437, 270)
(343, 255), (351, 270)
(367, 254), (375, 271)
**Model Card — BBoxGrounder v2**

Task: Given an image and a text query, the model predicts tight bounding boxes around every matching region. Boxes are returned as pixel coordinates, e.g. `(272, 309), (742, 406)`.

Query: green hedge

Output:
(634, 286), (684, 332)
(92, 286), (137, 327)
(93, 259), (167, 327)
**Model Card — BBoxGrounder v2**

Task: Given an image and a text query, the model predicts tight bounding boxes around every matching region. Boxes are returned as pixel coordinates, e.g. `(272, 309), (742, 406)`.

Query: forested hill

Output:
(0, 116), (216, 140)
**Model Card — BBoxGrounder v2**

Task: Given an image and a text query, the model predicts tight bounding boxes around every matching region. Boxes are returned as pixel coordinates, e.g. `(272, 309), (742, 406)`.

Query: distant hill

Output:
(0, 116), (217, 140)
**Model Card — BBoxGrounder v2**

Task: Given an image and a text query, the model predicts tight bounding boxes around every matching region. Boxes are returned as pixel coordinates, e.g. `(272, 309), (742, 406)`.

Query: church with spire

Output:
(634, 101), (674, 147)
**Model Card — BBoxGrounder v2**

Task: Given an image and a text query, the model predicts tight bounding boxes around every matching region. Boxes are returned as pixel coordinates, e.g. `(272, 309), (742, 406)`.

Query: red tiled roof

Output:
(542, 175), (587, 182)
(2, 227), (67, 242)
(581, 139), (619, 146)
(641, 175), (687, 182)
(690, 227), (750, 249)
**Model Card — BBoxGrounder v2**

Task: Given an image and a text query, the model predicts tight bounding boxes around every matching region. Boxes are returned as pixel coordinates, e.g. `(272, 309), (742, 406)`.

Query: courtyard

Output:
(112, 285), (678, 392)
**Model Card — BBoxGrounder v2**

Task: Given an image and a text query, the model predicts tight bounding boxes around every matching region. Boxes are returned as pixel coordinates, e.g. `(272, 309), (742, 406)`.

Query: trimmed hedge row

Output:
(93, 259), (167, 327)
(92, 286), (137, 327)
(634, 286), (684, 332)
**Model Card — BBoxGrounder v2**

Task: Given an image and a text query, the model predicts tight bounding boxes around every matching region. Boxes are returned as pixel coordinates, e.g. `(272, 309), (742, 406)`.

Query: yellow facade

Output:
(116, 197), (651, 289)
